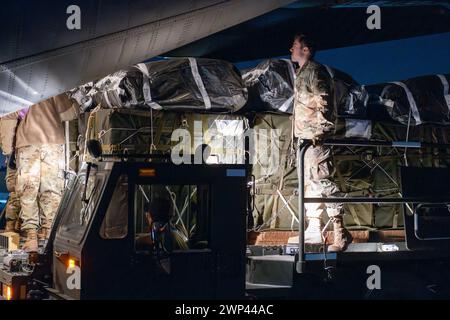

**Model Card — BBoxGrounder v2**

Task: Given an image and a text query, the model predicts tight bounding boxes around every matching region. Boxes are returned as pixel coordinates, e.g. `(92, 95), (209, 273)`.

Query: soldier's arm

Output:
(58, 93), (80, 122)
(0, 111), (20, 156)
(307, 68), (334, 140)
(5, 166), (16, 192)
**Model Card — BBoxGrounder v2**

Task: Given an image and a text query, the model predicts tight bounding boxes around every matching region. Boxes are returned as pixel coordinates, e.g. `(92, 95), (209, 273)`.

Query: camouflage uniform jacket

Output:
(293, 60), (336, 140)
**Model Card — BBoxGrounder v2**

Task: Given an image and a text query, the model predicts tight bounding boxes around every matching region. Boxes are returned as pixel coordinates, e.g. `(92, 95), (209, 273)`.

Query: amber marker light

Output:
(68, 258), (76, 269)
(3, 284), (12, 300)
(139, 168), (156, 177)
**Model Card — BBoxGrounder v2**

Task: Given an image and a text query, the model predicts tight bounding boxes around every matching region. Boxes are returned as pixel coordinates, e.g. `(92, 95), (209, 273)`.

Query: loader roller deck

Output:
(246, 242), (450, 299)
(248, 242), (450, 263)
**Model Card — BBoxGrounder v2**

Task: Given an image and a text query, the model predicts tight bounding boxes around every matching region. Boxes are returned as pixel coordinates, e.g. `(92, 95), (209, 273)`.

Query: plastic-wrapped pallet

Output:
(366, 74), (450, 125)
(178, 113), (248, 164)
(242, 59), (368, 118)
(250, 113), (299, 230)
(68, 82), (95, 112)
(84, 109), (180, 155)
(324, 65), (368, 118)
(81, 108), (248, 164)
(242, 59), (297, 114)
(337, 73), (450, 139)
(81, 58), (248, 112)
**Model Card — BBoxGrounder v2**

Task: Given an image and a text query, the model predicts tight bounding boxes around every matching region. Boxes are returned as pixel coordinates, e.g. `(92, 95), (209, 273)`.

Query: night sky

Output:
(235, 32), (450, 85)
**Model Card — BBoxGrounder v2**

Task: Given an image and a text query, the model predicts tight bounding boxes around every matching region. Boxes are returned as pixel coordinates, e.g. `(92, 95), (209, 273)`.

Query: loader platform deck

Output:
(246, 242), (450, 299)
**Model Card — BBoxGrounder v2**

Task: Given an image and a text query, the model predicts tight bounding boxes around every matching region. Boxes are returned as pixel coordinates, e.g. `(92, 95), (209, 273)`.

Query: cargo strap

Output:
(101, 90), (113, 109)
(135, 63), (163, 110)
(131, 66), (158, 151)
(188, 58), (212, 110)
(279, 95), (294, 113)
(271, 132), (293, 228)
(324, 65), (334, 79)
(278, 59), (296, 113)
(334, 161), (362, 226)
(361, 85), (369, 106)
(83, 105), (101, 162)
(253, 191), (298, 232)
(276, 189), (299, 224)
(281, 59), (297, 83)
(437, 75), (450, 112)
(382, 82), (421, 125)
(149, 107), (156, 152)
(270, 181), (283, 229)
(403, 105), (413, 166)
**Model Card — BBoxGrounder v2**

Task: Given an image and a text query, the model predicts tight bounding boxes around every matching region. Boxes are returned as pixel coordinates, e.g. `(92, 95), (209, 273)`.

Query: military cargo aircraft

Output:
(1, 0), (450, 300)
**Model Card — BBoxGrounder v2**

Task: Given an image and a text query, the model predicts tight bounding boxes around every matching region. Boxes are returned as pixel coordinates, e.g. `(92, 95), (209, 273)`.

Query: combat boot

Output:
(23, 229), (38, 252)
(5, 220), (17, 232)
(328, 216), (352, 252)
(304, 217), (323, 244)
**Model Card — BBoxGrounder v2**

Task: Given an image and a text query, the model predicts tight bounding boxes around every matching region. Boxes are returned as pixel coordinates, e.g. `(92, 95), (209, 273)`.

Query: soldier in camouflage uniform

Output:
(0, 110), (23, 233)
(16, 144), (65, 235)
(15, 94), (77, 252)
(290, 34), (352, 252)
(4, 157), (21, 232)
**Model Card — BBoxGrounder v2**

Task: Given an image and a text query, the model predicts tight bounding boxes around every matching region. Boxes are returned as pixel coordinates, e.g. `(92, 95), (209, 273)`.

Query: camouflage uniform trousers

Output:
(5, 165), (21, 221)
(16, 144), (65, 230)
(5, 192), (21, 221)
(304, 145), (344, 219)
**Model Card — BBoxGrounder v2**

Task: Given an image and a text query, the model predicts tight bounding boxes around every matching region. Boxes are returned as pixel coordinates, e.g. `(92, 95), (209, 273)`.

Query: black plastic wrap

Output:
(242, 59), (368, 117)
(242, 59), (296, 114)
(144, 58), (247, 112)
(83, 58), (247, 112)
(367, 74), (450, 125)
(325, 66), (368, 117)
(89, 67), (148, 110)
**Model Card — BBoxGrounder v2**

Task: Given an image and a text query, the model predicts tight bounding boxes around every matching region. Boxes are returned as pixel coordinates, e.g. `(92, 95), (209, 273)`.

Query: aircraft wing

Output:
(0, 0), (295, 115)
(166, 1), (450, 62)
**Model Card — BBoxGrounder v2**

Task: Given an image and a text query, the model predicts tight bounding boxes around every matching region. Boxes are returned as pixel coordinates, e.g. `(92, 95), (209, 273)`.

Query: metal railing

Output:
(296, 139), (450, 273)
